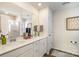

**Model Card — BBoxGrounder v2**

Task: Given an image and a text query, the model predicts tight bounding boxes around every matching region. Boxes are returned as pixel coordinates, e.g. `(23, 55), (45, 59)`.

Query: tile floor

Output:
(51, 49), (78, 57)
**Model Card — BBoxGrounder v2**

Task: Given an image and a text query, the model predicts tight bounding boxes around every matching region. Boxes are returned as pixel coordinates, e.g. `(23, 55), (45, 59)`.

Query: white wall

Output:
(39, 8), (48, 35)
(39, 8), (54, 53)
(48, 8), (54, 49)
(53, 5), (79, 55)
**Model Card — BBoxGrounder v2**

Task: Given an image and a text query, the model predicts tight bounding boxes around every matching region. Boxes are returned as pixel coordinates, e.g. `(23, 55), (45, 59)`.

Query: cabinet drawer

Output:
(1, 44), (33, 57)
(33, 41), (41, 57)
(40, 38), (47, 56)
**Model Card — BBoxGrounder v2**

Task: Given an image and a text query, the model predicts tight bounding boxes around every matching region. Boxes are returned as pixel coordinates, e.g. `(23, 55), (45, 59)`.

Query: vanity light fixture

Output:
(38, 3), (42, 7)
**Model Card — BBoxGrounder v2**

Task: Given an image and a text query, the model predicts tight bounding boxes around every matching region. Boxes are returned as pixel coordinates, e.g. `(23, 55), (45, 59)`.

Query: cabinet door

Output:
(47, 35), (53, 53)
(1, 44), (33, 57)
(33, 40), (41, 57)
(19, 49), (33, 57)
(40, 38), (47, 56)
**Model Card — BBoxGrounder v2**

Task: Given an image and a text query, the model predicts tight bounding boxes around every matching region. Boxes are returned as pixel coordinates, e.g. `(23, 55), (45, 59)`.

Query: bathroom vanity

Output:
(0, 3), (53, 57)
(0, 36), (48, 57)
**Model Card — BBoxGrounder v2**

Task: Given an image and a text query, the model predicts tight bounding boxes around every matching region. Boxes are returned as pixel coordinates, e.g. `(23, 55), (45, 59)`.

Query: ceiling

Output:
(30, 2), (63, 10)
(0, 2), (32, 17)
(30, 2), (79, 11)
(0, 2), (79, 14)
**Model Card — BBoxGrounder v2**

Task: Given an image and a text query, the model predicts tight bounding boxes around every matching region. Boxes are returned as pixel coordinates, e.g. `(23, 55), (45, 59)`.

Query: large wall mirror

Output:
(20, 13), (32, 36)
(0, 3), (33, 42)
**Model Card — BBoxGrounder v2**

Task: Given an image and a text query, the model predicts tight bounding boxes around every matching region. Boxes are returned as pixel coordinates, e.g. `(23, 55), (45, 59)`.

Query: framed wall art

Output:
(66, 16), (79, 30)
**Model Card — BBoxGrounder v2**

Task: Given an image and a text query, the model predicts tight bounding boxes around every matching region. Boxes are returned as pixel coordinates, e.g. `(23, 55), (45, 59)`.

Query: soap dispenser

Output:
(1, 34), (6, 45)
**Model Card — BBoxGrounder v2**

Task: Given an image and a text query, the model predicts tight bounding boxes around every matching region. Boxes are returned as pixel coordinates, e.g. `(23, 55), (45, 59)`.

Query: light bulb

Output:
(38, 3), (42, 6)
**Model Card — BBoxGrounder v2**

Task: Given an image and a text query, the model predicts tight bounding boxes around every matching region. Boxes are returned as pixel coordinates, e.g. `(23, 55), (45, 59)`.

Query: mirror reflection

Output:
(0, 3), (32, 43)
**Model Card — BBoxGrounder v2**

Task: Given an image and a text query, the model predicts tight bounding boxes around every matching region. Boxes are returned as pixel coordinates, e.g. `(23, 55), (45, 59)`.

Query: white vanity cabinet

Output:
(40, 38), (47, 56)
(1, 44), (33, 57)
(19, 48), (33, 57)
(33, 40), (41, 57)
(18, 44), (34, 57)
(33, 37), (47, 57)
(0, 37), (48, 57)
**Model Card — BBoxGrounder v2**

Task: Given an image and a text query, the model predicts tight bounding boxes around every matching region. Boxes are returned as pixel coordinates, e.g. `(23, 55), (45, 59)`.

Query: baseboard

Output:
(51, 48), (79, 57)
